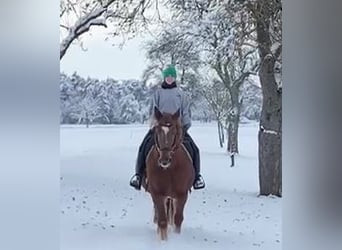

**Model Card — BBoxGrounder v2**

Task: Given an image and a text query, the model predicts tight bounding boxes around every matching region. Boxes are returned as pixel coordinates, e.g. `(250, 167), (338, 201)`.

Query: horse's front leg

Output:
(174, 193), (188, 234)
(153, 204), (158, 224)
(152, 194), (168, 240)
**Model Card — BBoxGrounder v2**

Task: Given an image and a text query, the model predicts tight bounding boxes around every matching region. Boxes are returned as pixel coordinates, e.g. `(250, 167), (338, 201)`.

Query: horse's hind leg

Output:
(174, 193), (188, 233)
(152, 194), (168, 240)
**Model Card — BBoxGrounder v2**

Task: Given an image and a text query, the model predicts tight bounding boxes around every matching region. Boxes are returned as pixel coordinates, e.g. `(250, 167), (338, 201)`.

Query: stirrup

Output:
(193, 175), (205, 190)
(129, 175), (141, 190)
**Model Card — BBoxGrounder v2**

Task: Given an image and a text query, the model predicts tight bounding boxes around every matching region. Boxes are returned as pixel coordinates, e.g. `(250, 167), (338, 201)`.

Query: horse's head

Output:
(153, 106), (182, 169)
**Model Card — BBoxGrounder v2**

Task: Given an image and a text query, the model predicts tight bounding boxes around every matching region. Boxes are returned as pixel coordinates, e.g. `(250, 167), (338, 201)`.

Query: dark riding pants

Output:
(135, 129), (154, 176)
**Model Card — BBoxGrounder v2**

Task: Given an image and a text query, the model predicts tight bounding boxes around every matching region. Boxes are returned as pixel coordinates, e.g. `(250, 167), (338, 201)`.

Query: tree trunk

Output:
(217, 120), (224, 148)
(86, 112), (89, 128)
(256, 0), (282, 197)
(227, 88), (241, 154)
(258, 59), (282, 196)
(226, 128), (230, 151)
(220, 122), (225, 143)
(227, 115), (239, 154)
(232, 115), (239, 153)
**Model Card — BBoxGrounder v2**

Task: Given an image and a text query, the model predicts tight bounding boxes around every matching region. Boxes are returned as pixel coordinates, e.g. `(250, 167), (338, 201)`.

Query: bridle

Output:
(154, 123), (180, 156)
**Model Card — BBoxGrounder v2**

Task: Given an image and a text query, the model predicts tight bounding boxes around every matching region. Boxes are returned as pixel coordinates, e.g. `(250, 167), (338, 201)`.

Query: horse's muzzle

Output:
(159, 159), (171, 169)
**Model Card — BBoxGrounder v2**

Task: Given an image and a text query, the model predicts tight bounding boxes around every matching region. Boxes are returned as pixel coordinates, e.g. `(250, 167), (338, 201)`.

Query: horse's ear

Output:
(154, 106), (162, 120)
(172, 109), (180, 120)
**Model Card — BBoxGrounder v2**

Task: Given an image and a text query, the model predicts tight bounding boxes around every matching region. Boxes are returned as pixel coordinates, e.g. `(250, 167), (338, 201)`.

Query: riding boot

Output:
(129, 150), (145, 190)
(192, 146), (205, 190)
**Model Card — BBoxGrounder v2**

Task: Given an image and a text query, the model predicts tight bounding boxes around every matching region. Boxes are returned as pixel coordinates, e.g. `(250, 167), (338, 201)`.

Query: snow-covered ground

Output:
(60, 122), (281, 250)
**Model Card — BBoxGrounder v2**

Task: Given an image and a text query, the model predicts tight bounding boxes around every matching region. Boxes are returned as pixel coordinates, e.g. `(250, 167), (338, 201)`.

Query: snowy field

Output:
(60, 122), (281, 250)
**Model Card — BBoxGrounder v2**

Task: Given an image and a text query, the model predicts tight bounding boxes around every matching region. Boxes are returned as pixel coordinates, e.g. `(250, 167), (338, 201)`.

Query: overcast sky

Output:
(60, 30), (152, 80)
(59, 3), (172, 81)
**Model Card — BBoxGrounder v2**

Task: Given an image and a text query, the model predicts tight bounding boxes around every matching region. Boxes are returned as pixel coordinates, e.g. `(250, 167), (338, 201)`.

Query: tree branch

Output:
(60, 24), (69, 30)
(60, 7), (66, 18)
(60, 5), (109, 60)
(273, 42), (282, 60)
(67, 0), (80, 19)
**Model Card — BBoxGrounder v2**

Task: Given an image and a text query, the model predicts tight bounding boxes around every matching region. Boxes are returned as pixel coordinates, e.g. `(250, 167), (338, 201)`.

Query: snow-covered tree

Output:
(60, 71), (260, 125)
(155, 0), (259, 154)
(119, 93), (140, 123)
(70, 94), (102, 127)
(143, 22), (202, 87)
(60, 73), (156, 124)
(200, 77), (231, 148)
(60, 0), (156, 60)
(240, 77), (262, 121)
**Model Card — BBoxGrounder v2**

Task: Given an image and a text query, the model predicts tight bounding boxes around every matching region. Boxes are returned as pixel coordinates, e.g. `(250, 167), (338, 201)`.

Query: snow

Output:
(60, 122), (281, 249)
(260, 125), (280, 135)
(271, 42), (281, 55)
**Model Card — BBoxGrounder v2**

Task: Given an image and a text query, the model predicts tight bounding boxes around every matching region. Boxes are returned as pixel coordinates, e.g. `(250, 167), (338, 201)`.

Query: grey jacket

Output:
(150, 87), (192, 130)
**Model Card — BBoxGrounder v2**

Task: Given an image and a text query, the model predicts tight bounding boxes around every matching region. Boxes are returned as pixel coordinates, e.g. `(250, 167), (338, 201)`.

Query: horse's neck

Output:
(180, 143), (192, 161)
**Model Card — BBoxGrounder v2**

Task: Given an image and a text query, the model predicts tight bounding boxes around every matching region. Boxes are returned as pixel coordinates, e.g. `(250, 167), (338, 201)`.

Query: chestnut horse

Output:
(142, 107), (195, 240)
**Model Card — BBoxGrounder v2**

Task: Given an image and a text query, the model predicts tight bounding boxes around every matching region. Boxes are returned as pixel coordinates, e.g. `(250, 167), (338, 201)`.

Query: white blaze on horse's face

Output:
(157, 123), (174, 169)
(161, 126), (169, 135)
(161, 126), (170, 143)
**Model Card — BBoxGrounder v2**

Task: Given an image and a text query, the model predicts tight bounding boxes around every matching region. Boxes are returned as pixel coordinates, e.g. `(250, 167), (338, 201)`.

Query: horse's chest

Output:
(146, 150), (193, 194)
(148, 167), (182, 189)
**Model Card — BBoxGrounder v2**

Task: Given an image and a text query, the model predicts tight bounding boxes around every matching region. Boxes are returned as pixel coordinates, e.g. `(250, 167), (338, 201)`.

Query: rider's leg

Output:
(130, 129), (154, 190)
(183, 132), (205, 190)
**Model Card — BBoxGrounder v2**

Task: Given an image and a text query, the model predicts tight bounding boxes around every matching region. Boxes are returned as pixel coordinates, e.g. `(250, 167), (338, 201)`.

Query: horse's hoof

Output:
(174, 226), (181, 234)
(159, 227), (168, 240)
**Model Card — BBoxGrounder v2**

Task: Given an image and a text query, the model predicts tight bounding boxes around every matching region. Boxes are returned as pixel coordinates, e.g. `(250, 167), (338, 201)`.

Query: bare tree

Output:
(143, 24), (203, 112)
(60, 0), (155, 60)
(200, 78), (231, 148)
(179, 2), (259, 154)
(211, 43), (259, 154)
(145, 1), (260, 154)
(143, 25), (202, 85)
(71, 94), (102, 128)
(173, 0), (281, 193)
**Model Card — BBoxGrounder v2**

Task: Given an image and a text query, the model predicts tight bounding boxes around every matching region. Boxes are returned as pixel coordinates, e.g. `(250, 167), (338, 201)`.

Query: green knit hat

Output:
(162, 65), (177, 79)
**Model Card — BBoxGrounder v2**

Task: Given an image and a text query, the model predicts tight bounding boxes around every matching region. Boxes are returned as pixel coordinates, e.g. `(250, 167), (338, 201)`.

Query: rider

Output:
(129, 64), (205, 190)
